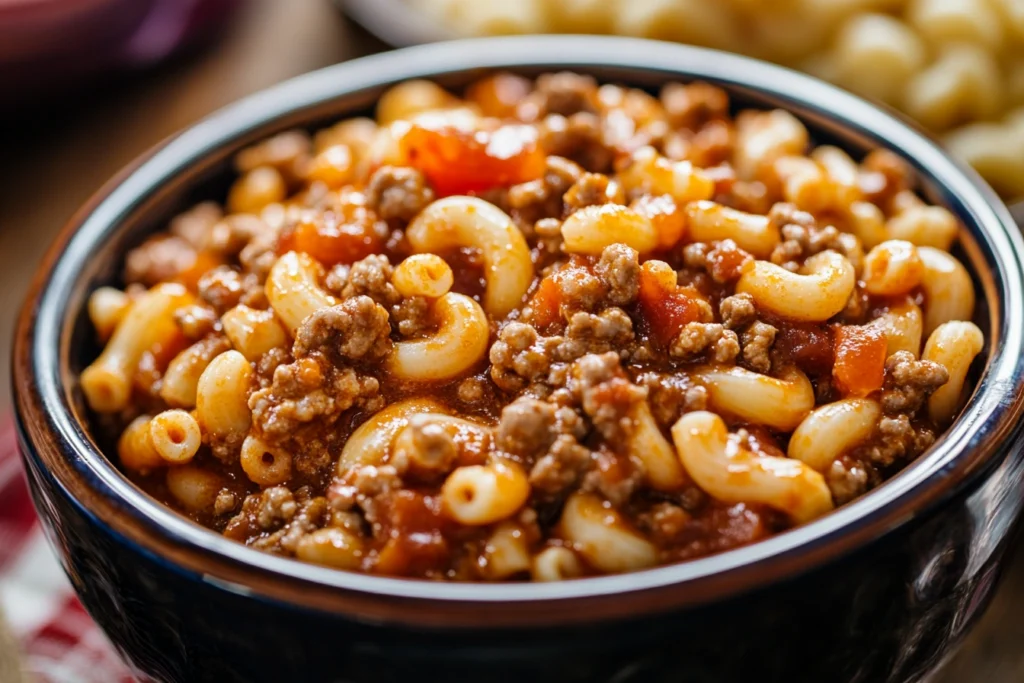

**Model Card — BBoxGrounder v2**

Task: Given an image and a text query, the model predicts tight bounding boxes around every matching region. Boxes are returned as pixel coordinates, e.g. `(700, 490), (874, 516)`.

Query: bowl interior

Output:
(21, 36), (1024, 615)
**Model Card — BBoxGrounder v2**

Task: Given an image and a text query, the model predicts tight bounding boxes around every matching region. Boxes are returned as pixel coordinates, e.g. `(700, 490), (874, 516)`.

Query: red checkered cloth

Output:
(0, 418), (136, 683)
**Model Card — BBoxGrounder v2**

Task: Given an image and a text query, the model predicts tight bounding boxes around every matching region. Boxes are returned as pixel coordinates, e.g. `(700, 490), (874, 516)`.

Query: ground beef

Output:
(256, 346), (292, 388)
(329, 465), (404, 514)
(562, 308), (634, 355)
(636, 371), (708, 428)
(856, 414), (937, 468)
(329, 254), (400, 308)
(766, 203), (863, 272)
(563, 173), (622, 213)
(496, 397), (558, 459)
(769, 220), (847, 272)
(569, 352), (647, 444)
(366, 166), (435, 223)
(293, 296), (392, 362)
(741, 321), (776, 373)
(660, 81), (729, 131)
(255, 486), (298, 530)
(391, 296), (432, 337)
(255, 494), (329, 555)
(636, 502), (692, 544)
(506, 156), (583, 230)
(719, 293), (756, 329)
(207, 214), (274, 258)
(197, 266), (246, 313)
(213, 489), (238, 516)
(169, 201), (222, 248)
(539, 112), (615, 173)
(456, 376), (489, 405)
(879, 351), (950, 415)
(518, 72), (598, 120)
(391, 416), (458, 480)
(490, 322), (563, 392)
(173, 304), (220, 340)
(556, 263), (607, 312)
(249, 354), (380, 440)
(239, 232), (279, 282)
(123, 235), (197, 287)
(594, 244), (640, 306)
(528, 433), (593, 497)
(682, 240), (752, 283)
(826, 456), (870, 505)
(224, 485), (328, 556)
(670, 322), (740, 364)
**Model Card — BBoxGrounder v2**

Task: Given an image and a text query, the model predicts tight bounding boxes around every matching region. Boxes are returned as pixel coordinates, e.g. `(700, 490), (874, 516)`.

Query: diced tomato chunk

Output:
(637, 260), (708, 347)
(373, 490), (451, 577)
(278, 210), (382, 266)
(528, 276), (562, 331)
(399, 123), (545, 196)
(833, 324), (887, 397)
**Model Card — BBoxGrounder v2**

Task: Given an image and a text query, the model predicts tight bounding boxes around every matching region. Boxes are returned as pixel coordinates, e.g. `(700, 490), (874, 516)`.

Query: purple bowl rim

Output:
(16, 35), (1024, 620)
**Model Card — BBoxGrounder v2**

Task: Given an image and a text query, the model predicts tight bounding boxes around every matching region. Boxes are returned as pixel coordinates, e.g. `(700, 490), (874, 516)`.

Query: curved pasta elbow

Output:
(628, 400), (686, 491)
(788, 399), (881, 472)
(736, 250), (855, 322)
(388, 293), (489, 382)
(924, 321), (984, 425)
(338, 398), (446, 471)
(195, 350), (253, 442)
(694, 365), (815, 431)
(558, 492), (658, 574)
(869, 298), (924, 357)
(81, 283), (192, 413)
(671, 411), (833, 524)
(441, 461), (530, 526)
(561, 203), (659, 255)
(683, 200), (779, 259)
(406, 196), (532, 318)
(918, 247), (975, 338)
(265, 251), (338, 334)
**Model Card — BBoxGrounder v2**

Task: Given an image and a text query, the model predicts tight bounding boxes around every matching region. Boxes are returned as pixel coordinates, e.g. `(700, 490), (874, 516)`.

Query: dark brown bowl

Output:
(13, 36), (1024, 683)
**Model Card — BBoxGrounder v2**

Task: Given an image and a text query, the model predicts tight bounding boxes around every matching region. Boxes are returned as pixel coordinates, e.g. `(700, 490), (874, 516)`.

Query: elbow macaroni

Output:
(265, 251), (338, 334)
(195, 351), (253, 443)
(736, 251), (856, 322)
(388, 293), (489, 381)
(672, 411), (834, 523)
(683, 201), (780, 259)
(558, 493), (658, 574)
(81, 283), (192, 413)
(924, 321), (985, 425)
(918, 247), (975, 337)
(406, 196), (532, 318)
(694, 366), (815, 431)
(788, 399), (881, 472)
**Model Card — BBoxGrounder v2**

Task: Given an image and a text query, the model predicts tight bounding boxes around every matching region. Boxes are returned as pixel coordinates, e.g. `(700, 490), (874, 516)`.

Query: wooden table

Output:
(0, 0), (1018, 680)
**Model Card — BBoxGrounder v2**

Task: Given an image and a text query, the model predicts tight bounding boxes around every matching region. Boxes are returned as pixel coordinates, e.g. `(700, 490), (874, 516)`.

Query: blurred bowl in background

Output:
(340, 0), (1024, 200)
(0, 0), (244, 102)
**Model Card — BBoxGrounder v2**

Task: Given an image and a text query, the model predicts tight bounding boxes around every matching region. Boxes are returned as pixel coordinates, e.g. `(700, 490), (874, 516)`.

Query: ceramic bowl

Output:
(13, 36), (1024, 683)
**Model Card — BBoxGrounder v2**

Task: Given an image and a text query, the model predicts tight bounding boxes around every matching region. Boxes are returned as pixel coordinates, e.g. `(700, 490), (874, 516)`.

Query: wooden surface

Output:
(0, 0), (1019, 680)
